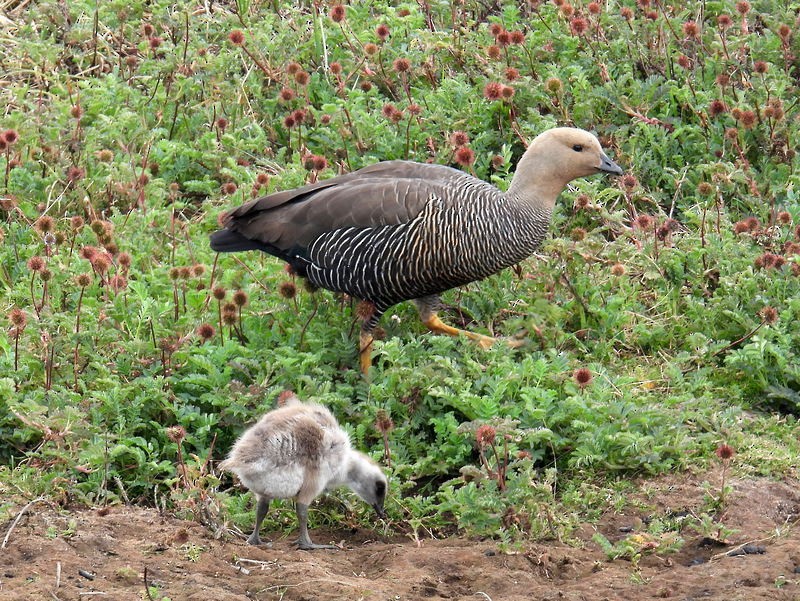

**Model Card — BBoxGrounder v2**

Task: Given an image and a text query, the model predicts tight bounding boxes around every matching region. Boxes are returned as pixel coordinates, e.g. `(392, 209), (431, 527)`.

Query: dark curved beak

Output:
(373, 503), (387, 519)
(599, 152), (624, 175)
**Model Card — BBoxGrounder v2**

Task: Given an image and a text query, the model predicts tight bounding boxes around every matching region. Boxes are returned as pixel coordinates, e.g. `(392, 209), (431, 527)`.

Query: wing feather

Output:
(220, 161), (470, 252)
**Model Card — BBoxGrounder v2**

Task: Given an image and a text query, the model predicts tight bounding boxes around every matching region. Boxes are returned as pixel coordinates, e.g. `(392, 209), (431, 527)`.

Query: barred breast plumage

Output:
(210, 127), (623, 373)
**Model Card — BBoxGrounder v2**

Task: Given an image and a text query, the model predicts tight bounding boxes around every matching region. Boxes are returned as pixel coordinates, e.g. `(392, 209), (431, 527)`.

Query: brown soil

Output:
(2, 474), (799, 601)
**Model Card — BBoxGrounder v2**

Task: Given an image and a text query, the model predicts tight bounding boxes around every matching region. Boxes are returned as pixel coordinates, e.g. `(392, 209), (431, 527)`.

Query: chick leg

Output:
(295, 503), (336, 550)
(247, 495), (273, 546)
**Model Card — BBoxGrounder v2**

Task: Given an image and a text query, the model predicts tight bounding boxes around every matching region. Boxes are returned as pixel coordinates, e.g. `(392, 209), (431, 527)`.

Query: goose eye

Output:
(572, 144), (583, 152)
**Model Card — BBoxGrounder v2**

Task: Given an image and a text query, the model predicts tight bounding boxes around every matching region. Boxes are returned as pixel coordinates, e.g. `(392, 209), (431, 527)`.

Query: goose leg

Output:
(358, 309), (385, 376)
(413, 297), (495, 349)
(247, 495), (273, 546)
(296, 503), (336, 550)
(359, 331), (374, 375)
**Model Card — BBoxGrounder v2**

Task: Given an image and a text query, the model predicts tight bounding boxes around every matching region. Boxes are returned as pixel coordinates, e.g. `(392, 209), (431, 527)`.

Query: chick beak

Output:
(373, 503), (387, 519)
(599, 152), (624, 175)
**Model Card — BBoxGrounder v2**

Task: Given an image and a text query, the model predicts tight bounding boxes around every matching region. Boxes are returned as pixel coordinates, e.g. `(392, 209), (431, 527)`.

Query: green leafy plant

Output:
(1, 0), (799, 545)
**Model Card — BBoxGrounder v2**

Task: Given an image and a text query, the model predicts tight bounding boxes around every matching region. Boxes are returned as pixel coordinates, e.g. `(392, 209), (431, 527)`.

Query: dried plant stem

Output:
(217, 299), (224, 345)
(2, 497), (47, 549)
(74, 284), (87, 389)
(30, 272), (40, 317)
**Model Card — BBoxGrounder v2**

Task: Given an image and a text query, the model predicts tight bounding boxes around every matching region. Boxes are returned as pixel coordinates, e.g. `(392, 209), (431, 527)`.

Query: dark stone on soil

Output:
(727, 545), (766, 557)
(619, 526), (633, 533)
(484, 549), (496, 557)
(688, 557), (707, 566)
(793, 565), (800, 574)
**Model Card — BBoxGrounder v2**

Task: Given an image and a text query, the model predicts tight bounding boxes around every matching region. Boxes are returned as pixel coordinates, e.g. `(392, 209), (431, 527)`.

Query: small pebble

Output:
(78, 569), (95, 581)
(484, 549), (496, 557)
(689, 557), (707, 566)
(793, 565), (800, 574)
(619, 526), (633, 533)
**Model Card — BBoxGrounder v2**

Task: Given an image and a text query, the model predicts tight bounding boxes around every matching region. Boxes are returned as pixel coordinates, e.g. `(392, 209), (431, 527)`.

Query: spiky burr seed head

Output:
(92, 254), (111, 274)
(455, 147), (475, 167)
(475, 425), (496, 448)
(682, 20), (699, 38)
(222, 304), (237, 325)
(34, 215), (55, 234)
(278, 280), (297, 299)
(27, 256), (45, 272)
(709, 99), (727, 118)
(8, 307), (27, 328)
(75, 273), (93, 287)
(279, 87), (295, 102)
(109, 275), (127, 292)
(66, 165), (85, 182)
(375, 24), (390, 40)
(392, 58), (411, 73)
(759, 306), (778, 324)
(166, 425), (187, 443)
(330, 4), (345, 22)
(715, 443), (735, 460)
(1, 129), (19, 145)
(197, 323), (215, 341)
(355, 300), (376, 322)
(80, 246), (97, 261)
(697, 182), (713, 196)
(570, 16), (588, 35)
(228, 30), (245, 45)
(232, 290), (249, 307)
(545, 77), (563, 94)
(573, 368), (593, 389)
(483, 82), (502, 101)
(375, 410), (394, 434)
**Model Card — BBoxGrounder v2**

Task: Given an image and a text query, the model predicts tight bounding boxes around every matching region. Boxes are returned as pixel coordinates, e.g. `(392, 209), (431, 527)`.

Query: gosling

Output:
(219, 394), (388, 549)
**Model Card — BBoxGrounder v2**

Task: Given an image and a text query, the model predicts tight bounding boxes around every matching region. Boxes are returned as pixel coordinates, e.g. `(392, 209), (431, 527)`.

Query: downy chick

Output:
(219, 394), (387, 549)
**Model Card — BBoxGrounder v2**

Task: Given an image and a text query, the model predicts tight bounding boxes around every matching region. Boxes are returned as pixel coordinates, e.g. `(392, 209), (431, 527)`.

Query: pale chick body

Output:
(219, 395), (387, 548)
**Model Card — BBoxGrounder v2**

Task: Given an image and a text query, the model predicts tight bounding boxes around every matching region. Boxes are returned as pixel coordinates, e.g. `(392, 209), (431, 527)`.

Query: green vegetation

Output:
(1, 0), (798, 547)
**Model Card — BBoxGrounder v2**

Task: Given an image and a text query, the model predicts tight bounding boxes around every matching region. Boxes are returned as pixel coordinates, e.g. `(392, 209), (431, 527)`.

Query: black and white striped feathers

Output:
(210, 127), (622, 362)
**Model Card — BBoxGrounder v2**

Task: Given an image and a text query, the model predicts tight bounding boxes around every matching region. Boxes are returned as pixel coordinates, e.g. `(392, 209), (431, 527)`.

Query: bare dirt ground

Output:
(2, 473), (799, 601)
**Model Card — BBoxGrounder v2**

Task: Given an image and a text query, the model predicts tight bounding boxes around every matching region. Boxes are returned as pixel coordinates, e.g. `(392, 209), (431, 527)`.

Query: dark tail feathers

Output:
(209, 229), (266, 253)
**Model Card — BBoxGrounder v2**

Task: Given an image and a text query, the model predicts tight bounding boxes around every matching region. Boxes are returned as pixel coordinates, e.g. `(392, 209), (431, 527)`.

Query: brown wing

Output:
(217, 160), (467, 252)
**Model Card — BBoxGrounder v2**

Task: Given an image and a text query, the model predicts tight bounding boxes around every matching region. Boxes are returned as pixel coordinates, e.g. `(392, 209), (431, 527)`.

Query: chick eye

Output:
(572, 144), (583, 152)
